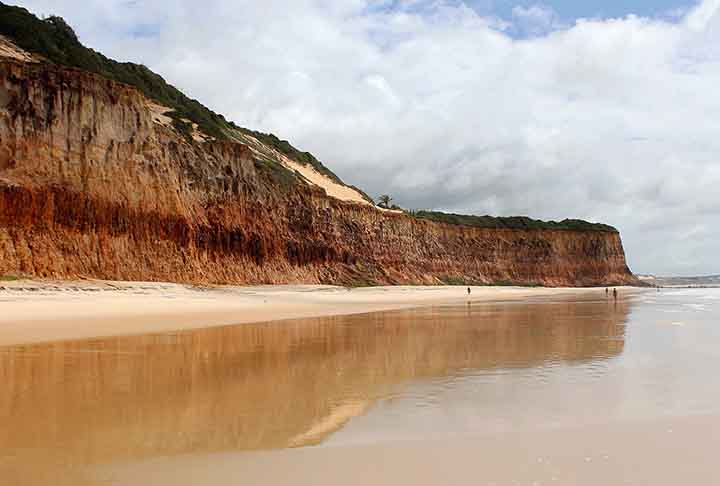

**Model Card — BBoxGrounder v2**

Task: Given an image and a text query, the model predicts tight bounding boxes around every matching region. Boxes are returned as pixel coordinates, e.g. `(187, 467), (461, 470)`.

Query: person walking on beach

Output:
(467, 287), (471, 296)
(606, 288), (609, 297)
(613, 288), (618, 300)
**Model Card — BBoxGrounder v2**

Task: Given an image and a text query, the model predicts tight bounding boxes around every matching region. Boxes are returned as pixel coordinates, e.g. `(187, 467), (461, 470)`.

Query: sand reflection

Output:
(0, 299), (629, 470)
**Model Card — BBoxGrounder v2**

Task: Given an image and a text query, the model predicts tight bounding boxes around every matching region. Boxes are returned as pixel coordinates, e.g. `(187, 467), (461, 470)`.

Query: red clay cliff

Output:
(0, 59), (637, 287)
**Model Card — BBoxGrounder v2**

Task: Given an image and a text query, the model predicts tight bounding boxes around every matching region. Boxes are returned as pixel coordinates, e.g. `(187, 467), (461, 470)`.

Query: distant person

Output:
(467, 287), (471, 296)
(613, 288), (618, 300)
(605, 288), (609, 297)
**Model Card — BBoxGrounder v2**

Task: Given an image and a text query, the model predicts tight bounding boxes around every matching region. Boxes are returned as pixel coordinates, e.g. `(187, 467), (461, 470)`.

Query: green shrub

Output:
(409, 210), (617, 233)
(439, 276), (468, 286)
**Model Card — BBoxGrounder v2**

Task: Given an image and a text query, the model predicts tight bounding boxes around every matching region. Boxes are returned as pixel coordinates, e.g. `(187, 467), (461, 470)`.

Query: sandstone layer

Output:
(0, 59), (637, 287)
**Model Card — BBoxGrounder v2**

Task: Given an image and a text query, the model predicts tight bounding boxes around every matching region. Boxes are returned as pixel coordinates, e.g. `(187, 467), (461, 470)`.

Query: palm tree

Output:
(377, 194), (392, 209)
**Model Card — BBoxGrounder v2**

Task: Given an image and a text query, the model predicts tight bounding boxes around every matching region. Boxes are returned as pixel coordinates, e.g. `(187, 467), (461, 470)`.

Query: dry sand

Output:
(282, 158), (373, 205)
(0, 280), (634, 346)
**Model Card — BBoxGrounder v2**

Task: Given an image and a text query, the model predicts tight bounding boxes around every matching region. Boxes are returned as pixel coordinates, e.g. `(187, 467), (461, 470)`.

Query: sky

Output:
(469, 0), (693, 22)
(11, 0), (720, 276)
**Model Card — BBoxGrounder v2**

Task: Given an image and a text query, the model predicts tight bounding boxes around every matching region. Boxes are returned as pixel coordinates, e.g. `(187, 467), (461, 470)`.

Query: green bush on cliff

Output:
(409, 210), (618, 232)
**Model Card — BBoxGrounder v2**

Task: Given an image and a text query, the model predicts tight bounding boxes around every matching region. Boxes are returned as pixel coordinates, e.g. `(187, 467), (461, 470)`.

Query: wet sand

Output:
(96, 413), (720, 486)
(0, 301), (630, 461)
(0, 280), (634, 345)
(1, 288), (719, 485)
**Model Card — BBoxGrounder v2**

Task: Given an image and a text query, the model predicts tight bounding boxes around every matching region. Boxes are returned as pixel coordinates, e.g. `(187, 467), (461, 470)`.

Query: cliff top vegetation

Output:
(409, 211), (618, 233)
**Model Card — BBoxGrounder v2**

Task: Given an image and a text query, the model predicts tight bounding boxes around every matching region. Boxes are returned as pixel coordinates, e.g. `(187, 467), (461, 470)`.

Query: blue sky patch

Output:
(467, 0), (698, 21)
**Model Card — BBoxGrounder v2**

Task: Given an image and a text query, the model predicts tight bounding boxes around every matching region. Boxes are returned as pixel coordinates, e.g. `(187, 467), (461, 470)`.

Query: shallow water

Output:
(1, 289), (719, 484)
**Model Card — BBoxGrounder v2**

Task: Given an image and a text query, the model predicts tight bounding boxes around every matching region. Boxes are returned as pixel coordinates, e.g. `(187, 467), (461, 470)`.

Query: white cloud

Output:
(685, 0), (720, 30)
(12, 0), (720, 276)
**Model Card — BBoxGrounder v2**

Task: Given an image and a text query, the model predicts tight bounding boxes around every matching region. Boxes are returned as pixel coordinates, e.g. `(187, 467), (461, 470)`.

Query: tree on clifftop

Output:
(377, 194), (393, 209)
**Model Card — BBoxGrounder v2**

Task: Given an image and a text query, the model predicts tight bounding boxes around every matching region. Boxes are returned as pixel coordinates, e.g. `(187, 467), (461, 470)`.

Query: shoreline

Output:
(0, 280), (641, 346)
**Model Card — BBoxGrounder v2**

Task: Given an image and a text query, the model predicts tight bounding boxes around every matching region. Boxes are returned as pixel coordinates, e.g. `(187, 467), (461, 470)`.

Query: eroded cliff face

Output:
(0, 59), (637, 286)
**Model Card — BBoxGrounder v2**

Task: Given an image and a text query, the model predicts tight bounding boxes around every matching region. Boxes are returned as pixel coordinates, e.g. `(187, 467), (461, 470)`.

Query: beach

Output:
(0, 280), (634, 345)
(97, 413), (720, 486)
(3, 285), (720, 486)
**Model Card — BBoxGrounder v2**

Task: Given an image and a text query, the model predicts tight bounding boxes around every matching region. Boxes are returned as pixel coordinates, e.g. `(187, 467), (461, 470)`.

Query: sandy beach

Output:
(2, 283), (718, 486)
(0, 280), (635, 346)
(95, 413), (720, 486)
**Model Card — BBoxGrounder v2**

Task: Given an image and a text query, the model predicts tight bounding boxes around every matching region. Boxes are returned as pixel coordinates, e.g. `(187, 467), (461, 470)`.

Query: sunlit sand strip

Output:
(0, 281), (642, 346)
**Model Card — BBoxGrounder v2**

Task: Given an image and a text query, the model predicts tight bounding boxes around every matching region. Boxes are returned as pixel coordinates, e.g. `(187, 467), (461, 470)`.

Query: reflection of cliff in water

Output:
(0, 299), (630, 464)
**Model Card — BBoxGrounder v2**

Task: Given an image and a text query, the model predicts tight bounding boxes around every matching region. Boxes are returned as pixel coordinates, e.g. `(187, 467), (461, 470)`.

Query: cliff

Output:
(0, 41), (636, 287)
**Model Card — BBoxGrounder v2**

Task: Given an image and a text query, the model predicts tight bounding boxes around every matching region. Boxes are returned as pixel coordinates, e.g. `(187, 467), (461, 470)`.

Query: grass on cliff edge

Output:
(0, 2), (345, 181)
(410, 210), (618, 232)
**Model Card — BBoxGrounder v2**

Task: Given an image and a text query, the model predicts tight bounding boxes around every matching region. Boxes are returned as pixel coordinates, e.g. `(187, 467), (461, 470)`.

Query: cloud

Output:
(686, 0), (720, 30)
(12, 0), (720, 276)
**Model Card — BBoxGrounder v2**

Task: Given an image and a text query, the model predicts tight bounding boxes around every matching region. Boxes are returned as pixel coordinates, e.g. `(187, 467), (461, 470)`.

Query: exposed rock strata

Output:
(0, 60), (637, 286)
